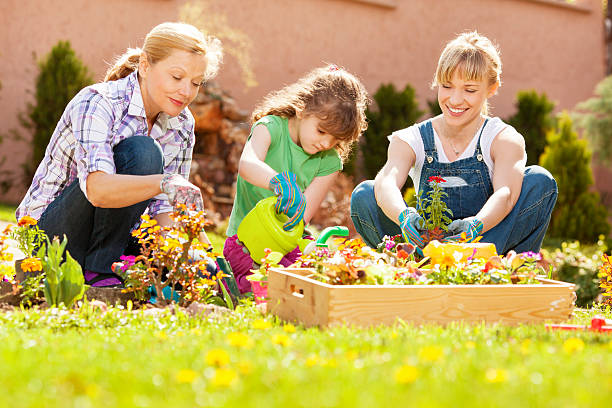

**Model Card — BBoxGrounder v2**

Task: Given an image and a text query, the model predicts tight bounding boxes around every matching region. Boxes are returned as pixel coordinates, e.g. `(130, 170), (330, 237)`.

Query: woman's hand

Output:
(445, 217), (484, 242)
(269, 171), (306, 231)
(398, 207), (425, 248)
(160, 174), (204, 211)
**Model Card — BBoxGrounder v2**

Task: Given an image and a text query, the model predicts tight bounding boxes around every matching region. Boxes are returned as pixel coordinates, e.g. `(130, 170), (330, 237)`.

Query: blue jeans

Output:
(38, 136), (164, 275)
(350, 166), (558, 254)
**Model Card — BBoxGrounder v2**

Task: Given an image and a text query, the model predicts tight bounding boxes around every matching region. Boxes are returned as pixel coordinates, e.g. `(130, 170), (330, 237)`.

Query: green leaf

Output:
(219, 281), (234, 310)
(57, 251), (85, 308)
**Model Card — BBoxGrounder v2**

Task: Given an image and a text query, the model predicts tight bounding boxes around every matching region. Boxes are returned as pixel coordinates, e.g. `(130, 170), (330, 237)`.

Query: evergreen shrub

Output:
(24, 41), (92, 181)
(361, 84), (423, 181)
(506, 90), (555, 166)
(574, 75), (612, 164)
(539, 112), (609, 243)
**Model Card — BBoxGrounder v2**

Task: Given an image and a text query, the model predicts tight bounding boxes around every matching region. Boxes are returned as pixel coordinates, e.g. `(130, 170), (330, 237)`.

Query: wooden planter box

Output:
(267, 268), (576, 327)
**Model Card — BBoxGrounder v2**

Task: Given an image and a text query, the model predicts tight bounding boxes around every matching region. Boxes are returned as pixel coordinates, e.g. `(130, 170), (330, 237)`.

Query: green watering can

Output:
(237, 196), (350, 263)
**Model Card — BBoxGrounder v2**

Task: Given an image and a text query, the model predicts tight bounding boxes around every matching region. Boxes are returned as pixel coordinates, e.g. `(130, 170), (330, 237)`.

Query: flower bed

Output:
(266, 237), (576, 327)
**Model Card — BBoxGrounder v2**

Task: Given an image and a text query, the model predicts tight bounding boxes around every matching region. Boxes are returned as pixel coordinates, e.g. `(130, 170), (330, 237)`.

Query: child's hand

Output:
(398, 207), (425, 248)
(269, 171), (306, 231)
(160, 174), (204, 211)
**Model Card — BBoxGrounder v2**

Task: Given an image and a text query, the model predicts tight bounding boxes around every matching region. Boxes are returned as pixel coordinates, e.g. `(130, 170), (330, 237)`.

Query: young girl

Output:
(224, 65), (369, 293)
(351, 31), (557, 255)
(16, 22), (222, 287)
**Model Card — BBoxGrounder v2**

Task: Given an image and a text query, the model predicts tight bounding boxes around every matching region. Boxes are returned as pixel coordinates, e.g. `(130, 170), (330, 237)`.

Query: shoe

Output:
(84, 270), (124, 288)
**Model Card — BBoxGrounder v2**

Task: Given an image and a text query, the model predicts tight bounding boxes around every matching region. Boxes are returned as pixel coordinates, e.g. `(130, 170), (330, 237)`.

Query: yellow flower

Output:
(17, 216), (37, 227)
(176, 369), (198, 383)
(226, 332), (253, 349)
(283, 324), (296, 333)
(485, 368), (507, 383)
(252, 319), (272, 330)
(211, 368), (237, 387)
(520, 339), (531, 355)
(154, 331), (168, 340)
(563, 338), (585, 354)
(465, 341), (476, 349)
(395, 365), (419, 384)
(390, 331), (398, 339)
(205, 349), (230, 367)
(305, 355), (320, 367)
(345, 350), (359, 360)
(418, 346), (444, 362)
(237, 361), (253, 375)
(20, 257), (42, 273)
(271, 333), (292, 347)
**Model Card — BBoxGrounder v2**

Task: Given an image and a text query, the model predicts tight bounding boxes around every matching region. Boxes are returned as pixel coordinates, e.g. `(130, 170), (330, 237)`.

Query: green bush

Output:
(574, 75), (612, 164)
(539, 112), (610, 242)
(506, 90), (555, 166)
(543, 238), (608, 308)
(362, 83), (423, 180)
(24, 41), (92, 181)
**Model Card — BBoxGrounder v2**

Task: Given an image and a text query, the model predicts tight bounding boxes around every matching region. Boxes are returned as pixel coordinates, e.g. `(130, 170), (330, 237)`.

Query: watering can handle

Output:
(315, 226), (349, 247)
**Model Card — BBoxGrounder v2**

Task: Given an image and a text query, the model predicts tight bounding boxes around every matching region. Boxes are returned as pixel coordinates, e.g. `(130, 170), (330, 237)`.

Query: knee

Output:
(350, 180), (376, 210)
(524, 166), (558, 197)
(113, 136), (164, 176)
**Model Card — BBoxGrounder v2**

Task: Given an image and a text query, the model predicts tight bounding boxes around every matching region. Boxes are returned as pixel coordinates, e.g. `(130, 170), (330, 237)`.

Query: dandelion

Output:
(563, 338), (585, 354)
(226, 332), (253, 349)
(237, 361), (252, 375)
(283, 324), (296, 333)
(175, 369), (198, 383)
(271, 333), (292, 347)
(22, 257), (43, 273)
(395, 365), (419, 384)
(205, 349), (230, 367)
(305, 355), (320, 367)
(485, 368), (507, 383)
(210, 368), (238, 387)
(520, 339), (531, 355)
(465, 341), (476, 349)
(418, 346), (444, 362)
(252, 319), (272, 330)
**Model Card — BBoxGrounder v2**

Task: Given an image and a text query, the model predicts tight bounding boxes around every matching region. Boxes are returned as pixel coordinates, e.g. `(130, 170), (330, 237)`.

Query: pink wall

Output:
(0, 0), (606, 203)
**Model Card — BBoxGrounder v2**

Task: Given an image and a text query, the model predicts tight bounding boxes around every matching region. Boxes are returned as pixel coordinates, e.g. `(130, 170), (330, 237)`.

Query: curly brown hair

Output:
(251, 65), (369, 161)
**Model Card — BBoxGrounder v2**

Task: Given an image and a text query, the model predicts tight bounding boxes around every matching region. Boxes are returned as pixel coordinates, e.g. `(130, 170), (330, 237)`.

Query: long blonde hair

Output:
(432, 31), (502, 115)
(105, 22), (222, 82)
(252, 65), (369, 162)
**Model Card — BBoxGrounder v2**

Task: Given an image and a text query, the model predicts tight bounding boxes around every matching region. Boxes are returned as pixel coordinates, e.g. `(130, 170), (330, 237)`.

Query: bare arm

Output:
(86, 171), (164, 208)
(237, 124), (277, 189)
(475, 128), (526, 232)
(303, 171), (339, 224)
(374, 136), (416, 224)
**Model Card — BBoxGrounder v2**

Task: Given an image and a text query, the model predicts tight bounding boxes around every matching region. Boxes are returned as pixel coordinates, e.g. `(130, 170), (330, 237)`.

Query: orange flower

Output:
(17, 216), (37, 227)
(21, 257), (42, 273)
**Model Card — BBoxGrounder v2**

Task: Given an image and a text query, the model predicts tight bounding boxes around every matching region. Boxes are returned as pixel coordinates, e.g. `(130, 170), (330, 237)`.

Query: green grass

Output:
(0, 304), (611, 407)
(0, 202), (16, 223)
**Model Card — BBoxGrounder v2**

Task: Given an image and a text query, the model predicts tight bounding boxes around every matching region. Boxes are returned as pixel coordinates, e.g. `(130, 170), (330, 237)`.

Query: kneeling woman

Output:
(16, 22), (222, 286)
(351, 31), (557, 254)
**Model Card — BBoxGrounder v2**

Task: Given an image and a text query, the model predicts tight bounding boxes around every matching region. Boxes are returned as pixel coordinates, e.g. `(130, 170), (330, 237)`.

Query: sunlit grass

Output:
(0, 304), (611, 407)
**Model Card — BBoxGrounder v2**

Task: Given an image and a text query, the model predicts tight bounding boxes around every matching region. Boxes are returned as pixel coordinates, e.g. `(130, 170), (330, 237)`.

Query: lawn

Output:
(0, 304), (611, 407)
(0, 202), (16, 223)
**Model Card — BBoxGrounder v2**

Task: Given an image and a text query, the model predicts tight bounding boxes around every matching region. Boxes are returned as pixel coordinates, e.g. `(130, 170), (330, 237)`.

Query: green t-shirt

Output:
(226, 115), (342, 236)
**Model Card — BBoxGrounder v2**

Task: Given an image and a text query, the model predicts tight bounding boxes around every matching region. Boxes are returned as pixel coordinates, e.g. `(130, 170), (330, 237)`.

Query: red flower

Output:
(428, 176), (446, 184)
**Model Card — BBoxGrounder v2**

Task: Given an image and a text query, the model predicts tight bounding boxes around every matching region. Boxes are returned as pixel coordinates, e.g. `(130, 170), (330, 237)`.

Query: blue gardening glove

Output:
(445, 217), (484, 242)
(398, 207), (425, 248)
(269, 171), (306, 231)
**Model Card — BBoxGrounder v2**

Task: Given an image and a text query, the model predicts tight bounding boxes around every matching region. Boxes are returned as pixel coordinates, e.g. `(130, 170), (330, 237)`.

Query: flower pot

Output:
(250, 280), (267, 304)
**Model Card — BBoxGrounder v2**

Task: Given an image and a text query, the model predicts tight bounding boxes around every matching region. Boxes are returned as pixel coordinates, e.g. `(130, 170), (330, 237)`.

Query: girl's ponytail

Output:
(104, 48), (142, 82)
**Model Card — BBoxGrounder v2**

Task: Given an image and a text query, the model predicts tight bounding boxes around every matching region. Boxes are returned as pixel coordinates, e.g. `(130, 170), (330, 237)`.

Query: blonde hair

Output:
(432, 31), (502, 115)
(105, 22), (222, 82)
(252, 65), (369, 162)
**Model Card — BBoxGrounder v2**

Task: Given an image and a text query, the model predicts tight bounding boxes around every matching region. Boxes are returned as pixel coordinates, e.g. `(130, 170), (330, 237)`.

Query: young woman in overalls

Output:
(350, 31), (558, 254)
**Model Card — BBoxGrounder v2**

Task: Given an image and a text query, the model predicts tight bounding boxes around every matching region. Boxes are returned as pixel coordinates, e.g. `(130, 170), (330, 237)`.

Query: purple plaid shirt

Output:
(16, 71), (195, 220)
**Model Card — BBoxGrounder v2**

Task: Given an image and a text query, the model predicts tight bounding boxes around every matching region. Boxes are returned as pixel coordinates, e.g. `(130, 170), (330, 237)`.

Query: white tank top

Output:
(389, 116), (525, 192)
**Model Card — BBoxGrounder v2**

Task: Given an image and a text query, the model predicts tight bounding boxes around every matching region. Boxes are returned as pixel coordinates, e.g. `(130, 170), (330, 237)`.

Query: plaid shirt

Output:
(16, 71), (195, 221)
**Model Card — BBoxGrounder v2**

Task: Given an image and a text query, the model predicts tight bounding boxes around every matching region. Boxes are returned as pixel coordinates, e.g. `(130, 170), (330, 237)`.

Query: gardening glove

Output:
(160, 174), (204, 212)
(398, 207), (425, 249)
(269, 171), (306, 231)
(445, 217), (484, 243)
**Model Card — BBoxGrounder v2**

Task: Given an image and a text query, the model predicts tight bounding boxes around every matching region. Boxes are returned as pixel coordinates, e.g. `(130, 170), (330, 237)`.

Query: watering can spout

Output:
(302, 226), (349, 255)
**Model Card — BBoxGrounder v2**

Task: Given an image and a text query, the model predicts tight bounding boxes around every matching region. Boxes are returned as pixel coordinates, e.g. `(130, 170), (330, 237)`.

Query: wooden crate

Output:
(267, 268), (576, 327)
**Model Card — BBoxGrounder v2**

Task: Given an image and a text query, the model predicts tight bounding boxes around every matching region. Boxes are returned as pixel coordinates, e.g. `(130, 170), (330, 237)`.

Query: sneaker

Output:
(84, 270), (124, 288)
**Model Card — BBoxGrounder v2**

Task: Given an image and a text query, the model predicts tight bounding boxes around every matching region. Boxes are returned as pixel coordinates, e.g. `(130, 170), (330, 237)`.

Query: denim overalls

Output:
(418, 119), (492, 221)
(350, 119), (558, 254)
